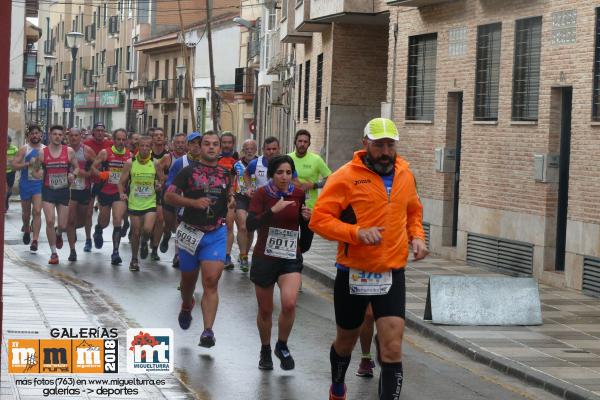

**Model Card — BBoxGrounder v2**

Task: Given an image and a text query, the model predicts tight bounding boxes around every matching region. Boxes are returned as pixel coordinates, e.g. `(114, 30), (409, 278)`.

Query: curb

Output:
(302, 260), (600, 400)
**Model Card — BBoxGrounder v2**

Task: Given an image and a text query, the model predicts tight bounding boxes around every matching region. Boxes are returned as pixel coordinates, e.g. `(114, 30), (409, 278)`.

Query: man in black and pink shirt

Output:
(164, 130), (234, 348)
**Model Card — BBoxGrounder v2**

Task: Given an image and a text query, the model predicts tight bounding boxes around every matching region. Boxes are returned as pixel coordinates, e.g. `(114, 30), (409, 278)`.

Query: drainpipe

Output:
(0, 0), (12, 382)
(390, 12), (399, 120)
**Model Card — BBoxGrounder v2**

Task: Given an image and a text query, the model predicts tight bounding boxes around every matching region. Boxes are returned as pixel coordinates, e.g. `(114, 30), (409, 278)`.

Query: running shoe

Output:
(172, 254), (179, 269)
(48, 253), (59, 265)
(93, 229), (103, 249)
(55, 229), (63, 249)
(129, 259), (140, 271)
(23, 231), (31, 245)
(178, 299), (195, 330)
(224, 255), (234, 270)
(356, 357), (375, 377)
(258, 347), (273, 370)
(199, 329), (216, 348)
(150, 249), (160, 261)
(140, 241), (149, 260)
(29, 240), (38, 252)
(121, 219), (129, 238)
(159, 232), (171, 253)
(239, 256), (249, 273)
(329, 384), (347, 400)
(274, 342), (295, 370)
(111, 251), (122, 265)
(83, 239), (92, 252)
(68, 249), (77, 262)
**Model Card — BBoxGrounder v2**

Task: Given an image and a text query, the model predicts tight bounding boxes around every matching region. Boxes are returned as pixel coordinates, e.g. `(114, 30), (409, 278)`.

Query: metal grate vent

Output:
(583, 257), (600, 298)
(467, 233), (533, 276)
(423, 222), (431, 247)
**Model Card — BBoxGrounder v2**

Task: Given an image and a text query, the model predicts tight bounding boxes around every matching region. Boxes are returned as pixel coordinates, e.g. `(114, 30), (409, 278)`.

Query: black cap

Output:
(93, 122), (106, 129)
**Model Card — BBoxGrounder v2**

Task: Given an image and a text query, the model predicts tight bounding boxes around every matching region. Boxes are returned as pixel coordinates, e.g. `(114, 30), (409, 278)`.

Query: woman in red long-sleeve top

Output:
(246, 155), (314, 372)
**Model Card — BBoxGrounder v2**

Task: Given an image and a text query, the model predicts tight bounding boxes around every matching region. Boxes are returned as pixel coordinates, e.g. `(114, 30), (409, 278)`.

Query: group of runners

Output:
(6, 117), (428, 400)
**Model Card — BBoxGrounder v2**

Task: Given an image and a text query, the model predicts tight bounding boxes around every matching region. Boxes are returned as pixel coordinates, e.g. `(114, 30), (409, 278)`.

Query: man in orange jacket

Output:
(310, 118), (428, 400)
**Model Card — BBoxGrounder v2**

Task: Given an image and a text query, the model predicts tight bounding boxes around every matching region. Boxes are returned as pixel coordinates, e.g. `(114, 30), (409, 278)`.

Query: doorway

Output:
(442, 92), (463, 247)
(555, 87), (572, 271)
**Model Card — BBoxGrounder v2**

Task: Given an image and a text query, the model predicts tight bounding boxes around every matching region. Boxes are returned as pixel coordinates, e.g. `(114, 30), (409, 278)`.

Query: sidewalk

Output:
(1, 247), (195, 399)
(303, 236), (600, 400)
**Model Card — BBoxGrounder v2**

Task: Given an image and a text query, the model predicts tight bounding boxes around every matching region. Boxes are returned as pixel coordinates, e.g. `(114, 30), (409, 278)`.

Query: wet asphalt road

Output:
(4, 209), (556, 400)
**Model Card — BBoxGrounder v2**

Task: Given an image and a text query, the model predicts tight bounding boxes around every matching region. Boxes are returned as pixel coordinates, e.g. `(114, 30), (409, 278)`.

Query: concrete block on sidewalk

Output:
(424, 276), (543, 325)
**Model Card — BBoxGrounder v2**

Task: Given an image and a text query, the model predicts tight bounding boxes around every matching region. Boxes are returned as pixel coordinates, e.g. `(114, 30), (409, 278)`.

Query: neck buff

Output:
(264, 179), (295, 199)
(112, 145), (126, 155)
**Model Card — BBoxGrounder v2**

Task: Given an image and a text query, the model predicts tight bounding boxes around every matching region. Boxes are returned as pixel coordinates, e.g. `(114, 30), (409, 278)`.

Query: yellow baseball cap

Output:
(363, 118), (399, 141)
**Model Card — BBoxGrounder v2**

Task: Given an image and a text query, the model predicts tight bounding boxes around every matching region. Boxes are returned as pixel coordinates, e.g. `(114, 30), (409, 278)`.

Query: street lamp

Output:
(66, 31), (83, 128)
(44, 55), (56, 141)
(92, 74), (100, 125)
(125, 70), (135, 132)
(35, 63), (42, 123)
(176, 64), (186, 135)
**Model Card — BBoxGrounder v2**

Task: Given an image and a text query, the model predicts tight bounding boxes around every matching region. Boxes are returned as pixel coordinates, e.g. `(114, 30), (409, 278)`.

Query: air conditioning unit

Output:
(271, 81), (284, 106)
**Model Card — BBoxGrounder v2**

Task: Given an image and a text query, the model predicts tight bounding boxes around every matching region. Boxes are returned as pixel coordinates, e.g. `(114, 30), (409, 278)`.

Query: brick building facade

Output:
(388, 0), (600, 294)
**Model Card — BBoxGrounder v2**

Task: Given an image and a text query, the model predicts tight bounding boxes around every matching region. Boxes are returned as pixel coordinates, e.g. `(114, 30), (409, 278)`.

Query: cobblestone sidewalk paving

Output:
(303, 236), (600, 400)
(1, 247), (196, 400)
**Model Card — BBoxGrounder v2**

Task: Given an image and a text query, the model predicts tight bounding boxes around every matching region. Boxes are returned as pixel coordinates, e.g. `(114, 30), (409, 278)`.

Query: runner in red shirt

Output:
(34, 125), (80, 264)
(218, 131), (239, 270)
(91, 129), (131, 265)
(67, 128), (96, 261)
(84, 122), (113, 251)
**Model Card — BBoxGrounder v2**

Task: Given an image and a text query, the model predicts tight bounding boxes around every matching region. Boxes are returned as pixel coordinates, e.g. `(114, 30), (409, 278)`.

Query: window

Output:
(267, 6), (277, 30)
(126, 46), (131, 70)
(103, 2), (107, 26)
(97, 6), (101, 27)
(101, 50), (106, 74)
(297, 64), (302, 121)
(406, 33), (437, 121)
(475, 23), (502, 121)
(282, 0), (288, 21)
(512, 16), (542, 121)
(165, 59), (170, 79)
(593, 9), (600, 120)
(303, 60), (310, 121)
(315, 54), (323, 121)
(91, 55), (95, 75)
(154, 60), (159, 80)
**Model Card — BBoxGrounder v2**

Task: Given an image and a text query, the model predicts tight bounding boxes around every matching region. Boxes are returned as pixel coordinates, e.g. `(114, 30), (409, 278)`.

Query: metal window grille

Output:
(297, 64), (302, 121)
(304, 60), (310, 121)
(316, 54), (323, 121)
(512, 16), (542, 121)
(592, 9), (600, 121)
(406, 33), (437, 121)
(475, 23), (501, 121)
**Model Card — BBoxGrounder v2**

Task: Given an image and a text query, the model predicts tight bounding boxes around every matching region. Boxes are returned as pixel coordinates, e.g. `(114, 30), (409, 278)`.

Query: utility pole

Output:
(177, 0), (196, 132)
(206, 0), (218, 132)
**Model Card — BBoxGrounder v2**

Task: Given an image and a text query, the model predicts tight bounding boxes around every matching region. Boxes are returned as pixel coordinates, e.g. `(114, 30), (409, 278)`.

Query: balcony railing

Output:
(150, 79), (185, 101)
(387, 0), (457, 6)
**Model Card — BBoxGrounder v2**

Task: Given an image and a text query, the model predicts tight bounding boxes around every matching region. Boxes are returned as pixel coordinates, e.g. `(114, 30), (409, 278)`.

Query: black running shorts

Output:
(98, 192), (121, 207)
(333, 268), (406, 330)
(234, 193), (250, 211)
(70, 189), (91, 205)
(250, 255), (303, 288)
(42, 187), (70, 206)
